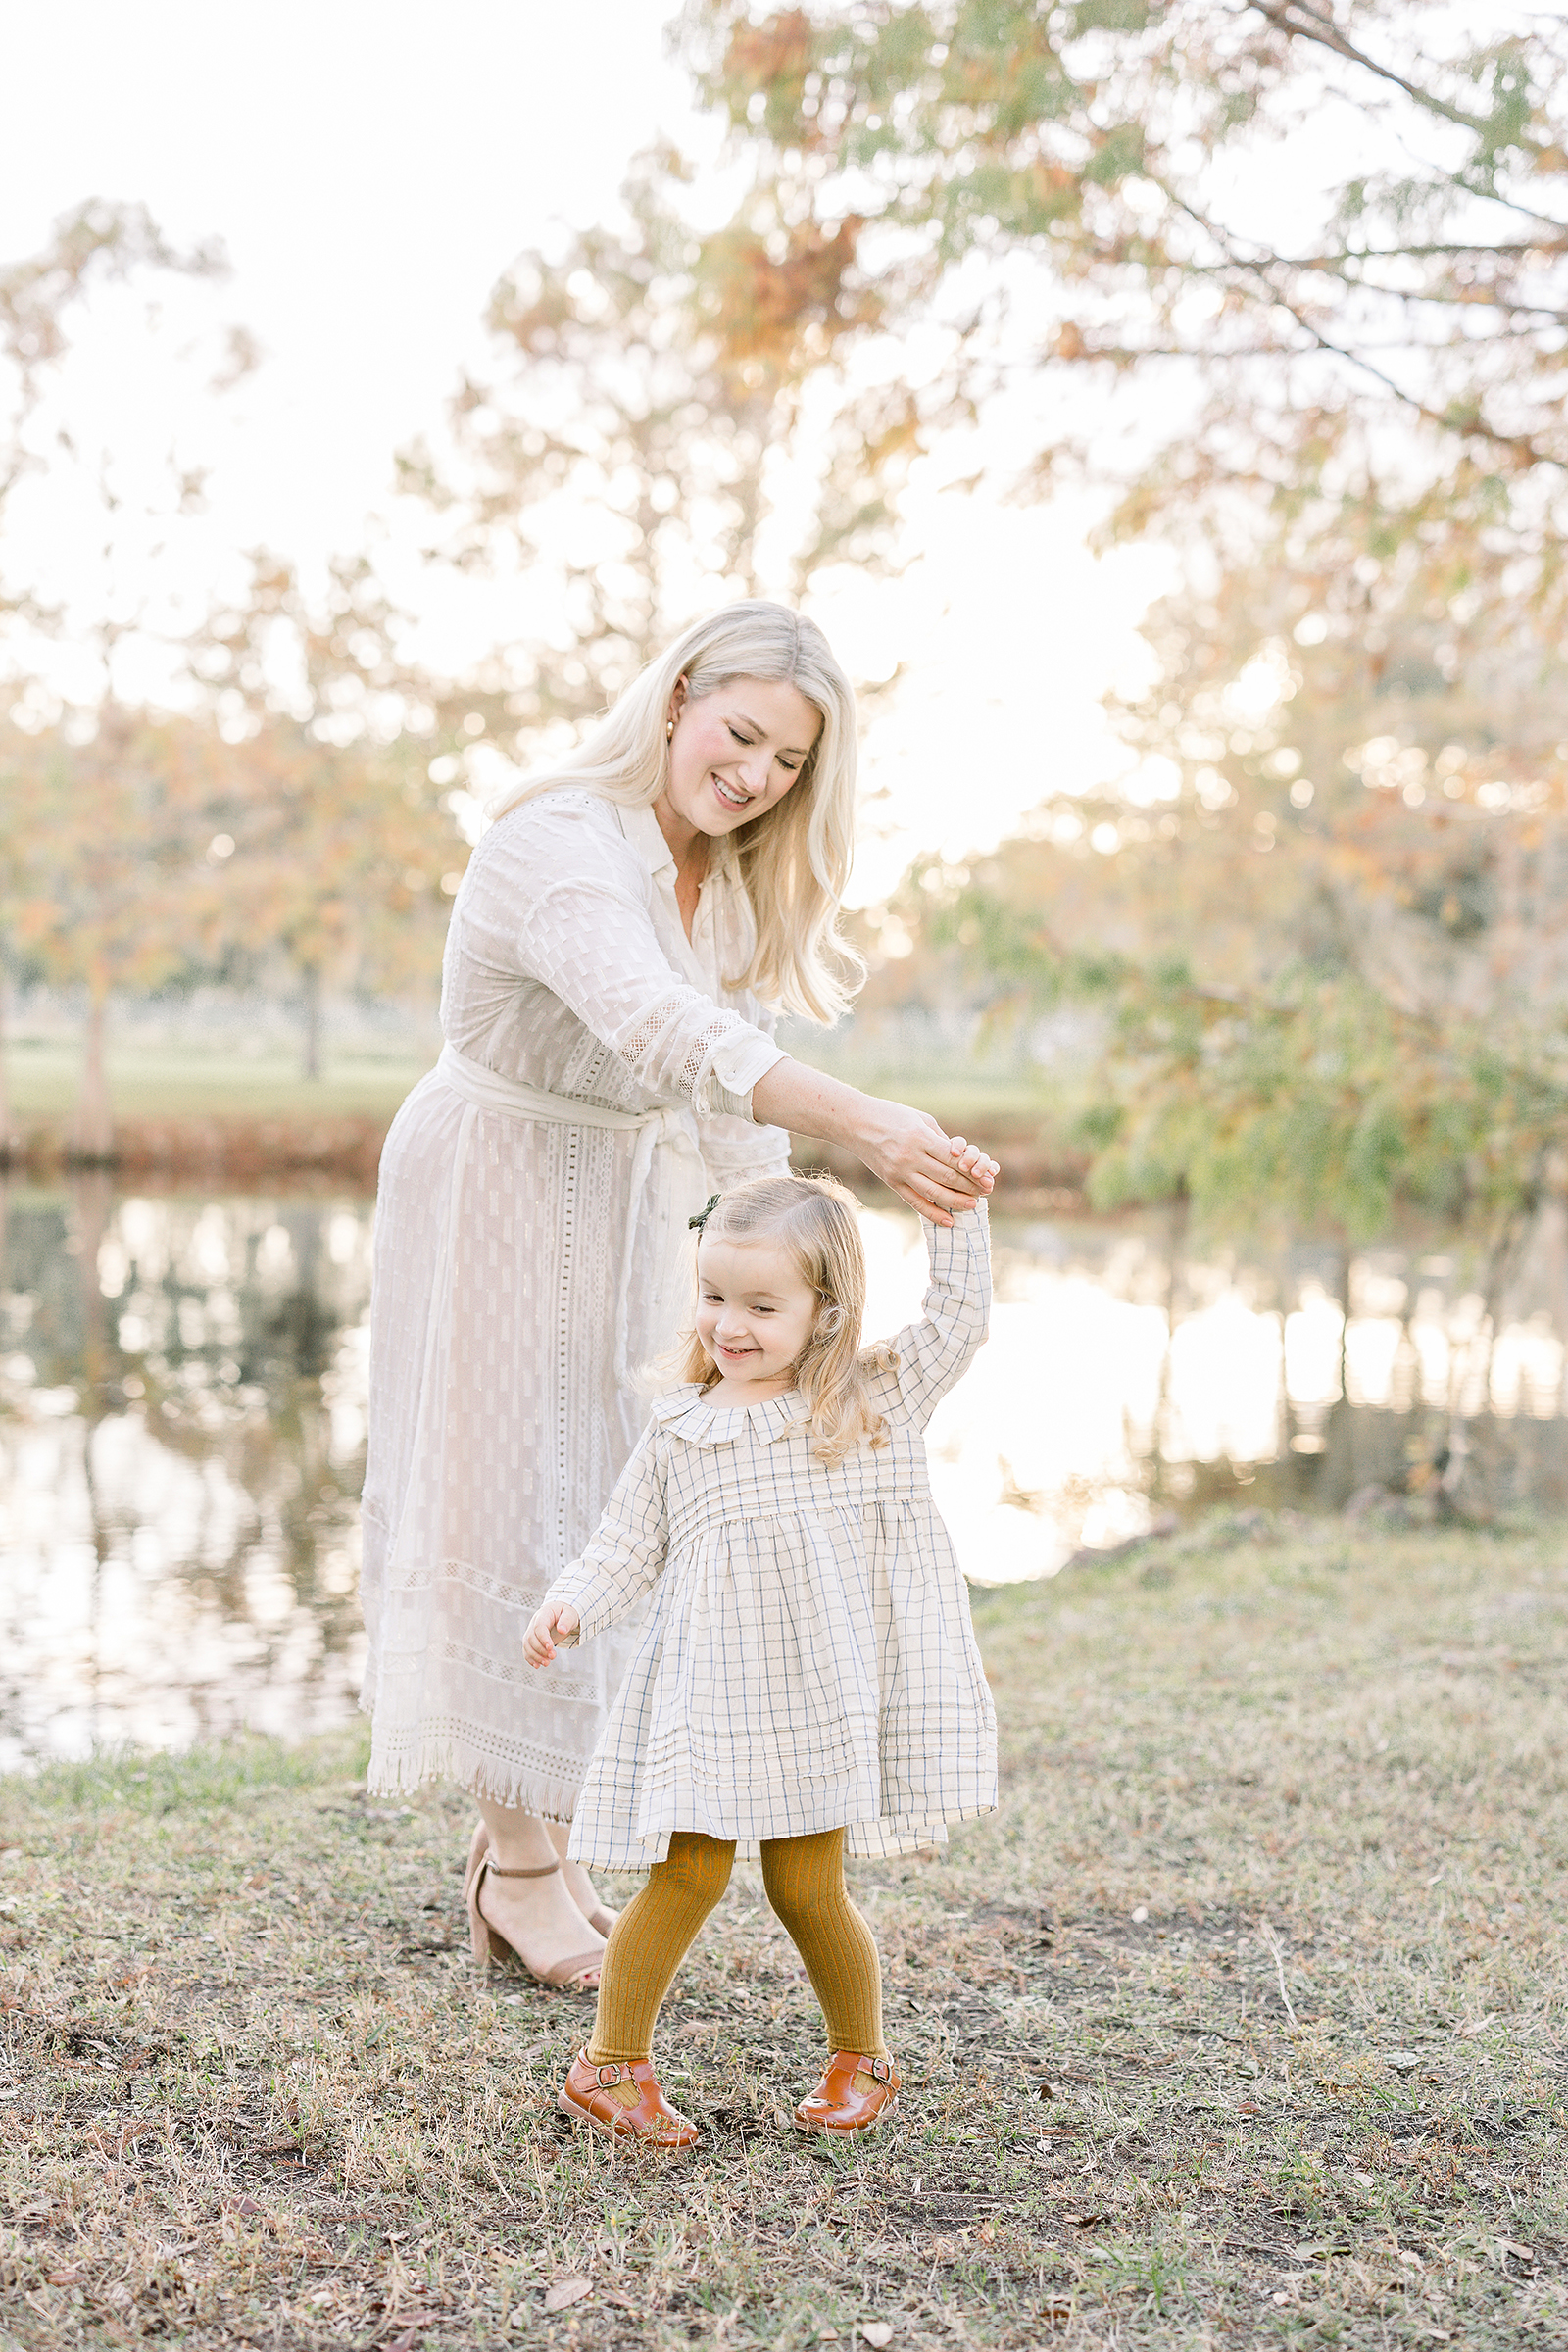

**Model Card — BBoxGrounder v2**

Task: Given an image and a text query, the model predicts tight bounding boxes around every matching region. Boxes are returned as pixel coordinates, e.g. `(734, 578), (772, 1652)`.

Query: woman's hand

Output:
(854, 1104), (1000, 1225)
(749, 1060), (1001, 1222)
(523, 1599), (581, 1667)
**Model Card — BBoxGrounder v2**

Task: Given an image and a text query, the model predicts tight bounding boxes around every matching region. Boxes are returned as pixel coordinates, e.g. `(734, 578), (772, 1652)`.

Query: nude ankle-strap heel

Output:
(463, 1822), (604, 1991)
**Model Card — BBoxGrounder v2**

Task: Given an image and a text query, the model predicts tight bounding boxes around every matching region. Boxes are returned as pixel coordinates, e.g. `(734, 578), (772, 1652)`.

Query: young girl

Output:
(521, 1163), (998, 2146)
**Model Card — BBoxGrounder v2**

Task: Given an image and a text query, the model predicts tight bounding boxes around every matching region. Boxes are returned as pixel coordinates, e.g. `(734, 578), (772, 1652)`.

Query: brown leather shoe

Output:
(794, 2050), (900, 2133)
(557, 2047), (700, 2148)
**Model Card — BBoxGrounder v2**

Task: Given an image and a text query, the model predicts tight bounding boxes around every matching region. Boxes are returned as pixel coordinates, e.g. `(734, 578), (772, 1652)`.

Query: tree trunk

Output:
(302, 965), (322, 1082)
(0, 958), (12, 1161)
(72, 980), (114, 1162)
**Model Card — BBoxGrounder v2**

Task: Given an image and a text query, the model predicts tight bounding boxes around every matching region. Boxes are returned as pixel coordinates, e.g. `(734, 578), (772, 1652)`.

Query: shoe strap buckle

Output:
(595, 2061), (629, 2087)
(865, 2055), (892, 2084)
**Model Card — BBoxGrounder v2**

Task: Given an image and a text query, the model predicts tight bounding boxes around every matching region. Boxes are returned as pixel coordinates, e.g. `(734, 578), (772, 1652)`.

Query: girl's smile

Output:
(695, 1234), (819, 1403)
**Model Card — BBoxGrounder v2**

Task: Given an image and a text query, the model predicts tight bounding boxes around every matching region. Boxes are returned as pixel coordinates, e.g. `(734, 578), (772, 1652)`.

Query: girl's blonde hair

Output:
(490, 601), (862, 1024)
(673, 1173), (896, 1465)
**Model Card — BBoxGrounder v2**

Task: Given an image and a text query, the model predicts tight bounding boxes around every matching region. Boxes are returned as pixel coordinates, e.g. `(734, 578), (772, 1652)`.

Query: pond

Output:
(3, 1177), (1565, 1769)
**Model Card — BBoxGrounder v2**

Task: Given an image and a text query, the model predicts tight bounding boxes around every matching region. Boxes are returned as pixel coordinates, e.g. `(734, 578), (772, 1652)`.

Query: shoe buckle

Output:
(595, 2062), (628, 2087)
(867, 2056), (892, 2084)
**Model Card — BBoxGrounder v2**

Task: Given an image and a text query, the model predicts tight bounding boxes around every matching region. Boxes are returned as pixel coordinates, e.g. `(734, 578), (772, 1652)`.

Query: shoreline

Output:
(1, 1105), (1091, 1207)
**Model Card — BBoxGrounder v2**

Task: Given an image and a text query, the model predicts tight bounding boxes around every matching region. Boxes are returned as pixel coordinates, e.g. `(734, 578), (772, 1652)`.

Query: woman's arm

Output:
(751, 1059), (997, 1224)
(473, 799), (784, 1119)
(480, 800), (999, 1214)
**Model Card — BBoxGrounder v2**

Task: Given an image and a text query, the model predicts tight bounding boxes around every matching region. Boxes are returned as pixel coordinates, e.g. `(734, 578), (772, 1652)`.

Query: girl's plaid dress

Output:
(547, 1202), (998, 1870)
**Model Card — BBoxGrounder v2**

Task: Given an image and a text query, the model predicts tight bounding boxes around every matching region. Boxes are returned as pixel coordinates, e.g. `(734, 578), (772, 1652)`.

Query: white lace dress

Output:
(360, 791), (791, 1812)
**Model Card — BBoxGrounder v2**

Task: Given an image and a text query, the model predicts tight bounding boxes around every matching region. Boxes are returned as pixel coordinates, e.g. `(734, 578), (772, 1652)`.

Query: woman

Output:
(360, 601), (993, 1990)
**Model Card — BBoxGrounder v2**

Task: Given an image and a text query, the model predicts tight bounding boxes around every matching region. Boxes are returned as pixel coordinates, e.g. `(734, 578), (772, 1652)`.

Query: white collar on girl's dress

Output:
(649, 1383), (808, 1446)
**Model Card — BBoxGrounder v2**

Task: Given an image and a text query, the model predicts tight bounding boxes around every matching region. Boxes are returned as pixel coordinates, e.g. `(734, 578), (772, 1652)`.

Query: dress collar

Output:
(651, 1382), (808, 1446)
(617, 798), (735, 893)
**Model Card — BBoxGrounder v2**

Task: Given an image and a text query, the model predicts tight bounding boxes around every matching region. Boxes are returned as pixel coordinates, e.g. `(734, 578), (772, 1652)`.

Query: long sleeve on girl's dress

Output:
(880, 1199), (992, 1428)
(542, 1425), (670, 1644)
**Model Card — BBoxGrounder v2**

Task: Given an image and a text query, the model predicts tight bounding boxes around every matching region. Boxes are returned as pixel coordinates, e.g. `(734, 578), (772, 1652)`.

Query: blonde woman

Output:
(521, 1174), (998, 2141)
(360, 602), (995, 1991)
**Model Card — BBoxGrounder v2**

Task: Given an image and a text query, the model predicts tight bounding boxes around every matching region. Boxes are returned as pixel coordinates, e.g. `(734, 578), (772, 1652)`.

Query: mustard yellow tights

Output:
(586, 1827), (885, 2065)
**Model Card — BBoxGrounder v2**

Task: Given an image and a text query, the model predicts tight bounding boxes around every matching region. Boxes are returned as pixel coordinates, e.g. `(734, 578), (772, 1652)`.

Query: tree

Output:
(188, 153), (908, 910)
(677, 4), (1568, 630)
(0, 199), (227, 581)
(217, 720), (465, 1080)
(3, 710), (231, 1154)
(390, 151), (910, 758)
(898, 534), (1568, 1243)
(0, 202), (235, 1143)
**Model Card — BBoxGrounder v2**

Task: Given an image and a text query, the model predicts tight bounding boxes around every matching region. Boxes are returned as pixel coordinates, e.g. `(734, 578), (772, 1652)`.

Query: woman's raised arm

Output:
(751, 1059), (996, 1224)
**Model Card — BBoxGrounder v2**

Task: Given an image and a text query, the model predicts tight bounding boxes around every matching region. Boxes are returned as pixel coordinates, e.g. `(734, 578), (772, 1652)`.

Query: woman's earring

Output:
(666, 718), (675, 741)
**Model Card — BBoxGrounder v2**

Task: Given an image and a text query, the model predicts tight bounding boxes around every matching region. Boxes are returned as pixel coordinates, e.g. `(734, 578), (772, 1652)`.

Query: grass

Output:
(4, 1040), (1046, 1140)
(2, 1516), (1565, 2349)
(4, 1041), (435, 1126)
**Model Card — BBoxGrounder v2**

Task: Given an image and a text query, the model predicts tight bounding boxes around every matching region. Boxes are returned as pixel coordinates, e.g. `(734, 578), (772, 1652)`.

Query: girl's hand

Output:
(946, 1136), (1000, 1201)
(523, 1600), (581, 1667)
(852, 1100), (1001, 1224)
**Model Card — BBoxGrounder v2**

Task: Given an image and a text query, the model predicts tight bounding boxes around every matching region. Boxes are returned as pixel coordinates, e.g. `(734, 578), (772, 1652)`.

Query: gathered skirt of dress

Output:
(358, 1070), (709, 1813)
(566, 1495), (998, 1871)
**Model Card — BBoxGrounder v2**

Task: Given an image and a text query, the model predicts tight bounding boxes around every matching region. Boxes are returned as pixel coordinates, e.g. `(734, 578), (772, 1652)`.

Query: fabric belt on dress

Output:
(433, 1042), (705, 1388)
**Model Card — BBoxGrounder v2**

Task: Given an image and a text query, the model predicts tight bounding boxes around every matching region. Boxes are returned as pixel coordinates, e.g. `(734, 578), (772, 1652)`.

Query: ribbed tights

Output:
(586, 1828), (885, 2065)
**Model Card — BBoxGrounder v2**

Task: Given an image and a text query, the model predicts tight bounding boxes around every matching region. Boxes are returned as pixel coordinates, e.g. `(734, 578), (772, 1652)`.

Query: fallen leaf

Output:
(543, 2278), (592, 2313)
(228, 2195), (263, 2216)
(1497, 2238), (1535, 2263)
(1352, 2171), (1376, 2187)
(1458, 2013), (1497, 2038)
(861, 2327), (894, 2349)
(1384, 2052), (1421, 2073)
(1036, 2081), (1057, 2101)
(1062, 2212), (1107, 2228)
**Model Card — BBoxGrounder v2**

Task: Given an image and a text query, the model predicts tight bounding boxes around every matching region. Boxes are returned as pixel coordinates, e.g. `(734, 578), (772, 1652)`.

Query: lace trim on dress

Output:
(364, 1708), (603, 1815)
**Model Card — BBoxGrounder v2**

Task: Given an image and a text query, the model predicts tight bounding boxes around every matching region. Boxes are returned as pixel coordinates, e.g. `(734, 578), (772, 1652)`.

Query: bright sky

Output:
(0, 0), (1167, 904)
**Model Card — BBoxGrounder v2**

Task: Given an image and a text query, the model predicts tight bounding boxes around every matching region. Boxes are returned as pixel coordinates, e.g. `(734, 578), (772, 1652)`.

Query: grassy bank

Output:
(5, 1040), (1078, 1200)
(4, 1042), (435, 1127)
(5, 1041), (1045, 1139)
(3, 1519), (1564, 2349)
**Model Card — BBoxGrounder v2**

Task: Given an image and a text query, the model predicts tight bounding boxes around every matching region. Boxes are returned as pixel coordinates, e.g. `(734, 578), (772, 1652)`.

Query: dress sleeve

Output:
(880, 1200), (992, 1428)
(543, 1424), (670, 1643)
(697, 999), (793, 1187)
(466, 795), (786, 1120)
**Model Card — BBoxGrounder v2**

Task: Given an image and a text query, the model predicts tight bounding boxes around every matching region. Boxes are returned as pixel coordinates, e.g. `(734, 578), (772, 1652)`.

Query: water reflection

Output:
(3, 1180), (1565, 1764)
(0, 1179), (370, 1769)
(901, 1208), (1568, 1582)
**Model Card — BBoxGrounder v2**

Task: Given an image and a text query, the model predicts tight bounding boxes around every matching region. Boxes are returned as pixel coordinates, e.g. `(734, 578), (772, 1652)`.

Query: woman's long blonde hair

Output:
(489, 602), (862, 1023)
(672, 1174), (896, 1465)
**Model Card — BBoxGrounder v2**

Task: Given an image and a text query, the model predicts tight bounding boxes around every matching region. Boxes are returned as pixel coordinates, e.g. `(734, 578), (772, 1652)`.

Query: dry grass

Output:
(2, 1515), (1565, 2350)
